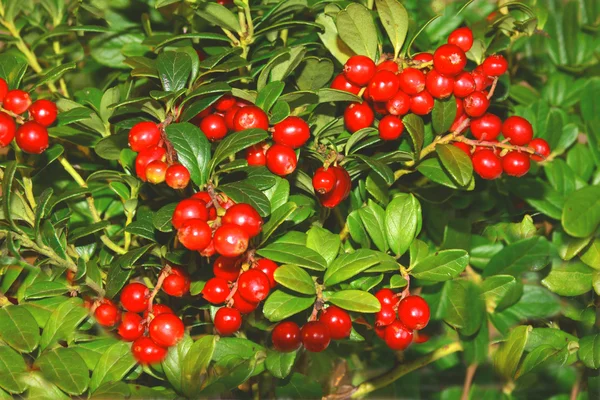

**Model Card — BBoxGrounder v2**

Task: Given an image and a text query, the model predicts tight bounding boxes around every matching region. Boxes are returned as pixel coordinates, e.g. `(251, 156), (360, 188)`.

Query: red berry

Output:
(344, 102), (374, 133)
(502, 151), (530, 177)
(425, 69), (454, 99)
(265, 144), (297, 176)
(397, 295), (430, 330)
(144, 304), (173, 318)
(378, 115), (404, 141)
(368, 70), (400, 102)
(529, 138), (550, 162)
(135, 146), (166, 181)
(410, 91), (434, 115)
(224, 105), (240, 131)
(472, 149), (502, 180)
(29, 99), (57, 127)
(222, 203), (263, 238)
(149, 313), (185, 347)
(272, 116), (310, 149)
(502, 116), (533, 146)
(319, 305), (352, 340)
(272, 321), (302, 352)
(233, 106), (269, 131)
(214, 94), (236, 112)
(162, 267), (190, 297)
(453, 72), (476, 98)
(165, 164), (191, 189)
(132, 337), (167, 365)
(301, 321), (330, 352)
(344, 55), (376, 86)
(15, 122), (49, 154)
(413, 53), (433, 63)
(433, 44), (467, 76)
(199, 240), (216, 257)
(0, 112), (16, 147)
(214, 307), (242, 336)
(200, 114), (228, 141)
(0, 78), (7, 103)
(256, 259), (278, 288)
(172, 199), (208, 230)
(232, 291), (259, 314)
(470, 113), (501, 140)
(178, 219), (212, 251)
(117, 312), (144, 341)
(128, 122), (160, 152)
(330, 74), (361, 95)
(448, 27), (473, 52)
(202, 277), (231, 304)
(94, 299), (120, 327)
(385, 91), (411, 116)
(482, 54), (508, 76)
(3, 90), (31, 114)
(237, 269), (270, 303)
(375, 289), (398, 306)
(246, 142), (267, 166)
(384, 320), (413, 351)
(398, 68), (426, 95)
(312, 167), (336, 194)
(464, 91), (489, 118)
(472, 67), (493, 91)
(376, 60), (399, 72)
(145, 160), (167, 184)
(318, 166), (351, 208)
(372, 101), (388, 115)
(455, 97), (464, 118)
(121, 283), (149, 313)
(214, 256), (241, 281)
(415, 332), (430, 344)
(375, 304), (397, 327)
(213, 223), (250, 257)
(452, 141), (472, 155)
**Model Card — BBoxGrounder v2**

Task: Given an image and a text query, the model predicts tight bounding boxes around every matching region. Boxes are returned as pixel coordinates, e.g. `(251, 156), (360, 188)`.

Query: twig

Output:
(461, 364), (478, 400)
(487, 77), (499, 100)
(146, 266), (172, 314)
(455, 137), (536, 155)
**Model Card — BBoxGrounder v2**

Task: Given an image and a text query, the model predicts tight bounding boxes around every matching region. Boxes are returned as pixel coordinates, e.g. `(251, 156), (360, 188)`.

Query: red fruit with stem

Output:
(165, 164), (191, 189)
(376, 60), (399, 72)
(95, 299), (120, 327)
(464, 91), (490, 118)
(213, 256), (241, 282)
(246, 142), (268, 166)
(162, 267), (190, 297)
(214, 307), (242, 336)
(128, 121), (161, 152)
(455, 97), (464, 118)
(213, 223), (250, 257)
(319, 305), (352, 340)
(474, 139), (501, 155)
(132, 337), (167, 365)
(375, 289), (398, 306)
(301, 321), (331, 352)
(232, 291), (259, 314)
(29, 99), (57, 127)
(410, 91), (434, 115)
(368, 70), (400, 102)
(149, 313), (185, 347)
(529, 138), (550, 162)
(135, 146), (166, 181)
(448, 27), (473, 52)
(433, 44), (467, 76)
(425, 69), (454, 99)
(450, 113), (469, 133)
(312, 167), (336, 194)
(344, 102), (375, 133)
(265, 144), (297, 176)
(413, 53), (433, 63)
(375, 304), (396, 327)
(145, 160), (168, 184)
(470, 113), (502, 140)
(502, 116), (533, 146)
(222, 203), (263, 238)
(121, 283), (149, 313)
(398, 68), (426, 95)
(397, 295), (430, 330)
(224, 105), (240, 130)
(272, 116), (310, 149)
(214, 94), (236, 112)
(330, 73), (361, 95)
(452, 141), (472, 156)
(172, 199), (208, 230)
(482, 54), (508, 76)
(256, 258), (278, 288)
(453, 72), (476, 98)
(200, 114), (228, 141)
(144, 304), (173, 318)
(472, 67), (493, 91)
(385, 90), (411, 116)
(202, 277), (231, 304)
(15, 122), (49, 154)
(344, 55), (376, 86)
(178, 219), (212, 251)
(378, 115), (404, 141)
(237, 269), (271, 303)
(318, 166), (351, 208)
(3, 90), (31, 114)
(233, 105), (269, 131)
(0, 78), (7, 103)
(502, 151), (531, 177)
(472, 149), (503, 180)
(384, 320), (414, 351)
(199, 240), (216, 257)
(0, 112), (16, 147)
(117, 312), (144, 341)
(272, 321), (302, 352)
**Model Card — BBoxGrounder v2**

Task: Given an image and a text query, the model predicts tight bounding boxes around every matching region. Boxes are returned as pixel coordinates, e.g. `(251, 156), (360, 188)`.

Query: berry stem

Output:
(159, 114), (177, 165)
(454, 137), (537, 155)
(146, 265), (172, 314)
(487, 77), (499, 100)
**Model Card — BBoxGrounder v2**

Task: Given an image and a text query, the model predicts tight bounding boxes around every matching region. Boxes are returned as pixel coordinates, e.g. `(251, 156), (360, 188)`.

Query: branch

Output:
(455, 137), (536, 155)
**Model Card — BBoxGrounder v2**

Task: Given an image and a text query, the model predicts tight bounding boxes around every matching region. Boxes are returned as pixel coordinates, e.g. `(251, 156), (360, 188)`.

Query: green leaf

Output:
(516, 344), (571, 378)
(442, 280), (485, 336)
(0, 53), (27, 88)
(0, 305), (40, 353)
(257, 243), (327, 271)
(493, 325), (531, 380)
(265, 350), (296, 379)
(326, 290), (380, 313)
(270, 46), (307, 83)
(196, 3), (241, 32)
(274, 265), (316, 295)
(275, 373), (322, 399)
(24, 281), (70, 300)
(255, 82), (285, 113)
(220, 182), (271, 218)
(355, 155), (394, 185)
(306, 226), (340, 266)
(263, 290), (315, 322)
(316, 13), (355, 65)
(34, 62), (77, 89)
(1, 161), (18, 230)
(482, 237), (552, 277)
(375, 0), (408, 58)
(316, 88), (361, 103)
(181, 335), (216, 397)
(165, 122), (211, 187)
(410, 250), (469, 282)
(40, 298), (88, 351)
(432, 97), (457, 135)
(336, 3), (378, 60)
(156, 51), (192, 92)
(153, 203), (177, 233)
(385, 193), (421, 257)
(89, 342), (136, 393)
(0, 345), (27, 394)
(578, 334), (600, 369)
(417, 157), (475, 190)
(162, 335), (193, 393)
(260, 202), (297, 245)
(209, 129), (269, 172)
(358, 202), (388, 252)
(324, 250), (380, 286)
(562, 185), (600, 238)
(36, 348), (89, 395)
(541, 263), (594, 296)
(481, 275), (522, 312)
(403, 114), (425, 156)
(296, 57), (334, 91)
(436, 143), (473, 187)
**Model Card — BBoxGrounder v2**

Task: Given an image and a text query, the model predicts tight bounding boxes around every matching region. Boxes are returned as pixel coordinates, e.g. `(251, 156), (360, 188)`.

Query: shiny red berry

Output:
(464, 91), (489, 117)
(529, 138), (550, 162)
(318, 166), (351, 208)
(378, 115), (404, 141)
(433, 44), (467, 76)
(398, 68), (426, 95)
(117, 312), (144, 341)
(375, 289), (398, 306)
(312, 167), (336, 194)
(29, 99), (57, 127)
(162, 267), (190, 297)
(385, 91), (411, 116)
(165, 164), (190, 189)
(135, 146), (166, 181)
(145, 160), (167, 184)
(121, 283), (149, 313)
(376, 60), (399, 72)
(3, 90), (31, 114)
(502, 116), (533, 146)
(222, 203), (263, 238)
(397, 295), (430, 330)
(132, 337), (167, 365)
(233, 106), (269, 131)
(214, 307), (242, 336)
(448, 27), (473, 52)
(128, 121), (161, 152)
(472, 67), (493, 91)
(413, 53), (433, 63)
(319, 305), (352, 340)
(0, 78), (7, 103)
(272, 116), (310, 149)
(384, 320), (413, 351)
(472, 149), (502, 180)
(15, 122), (49, 154)
(237, 269), (270, 303)
(502, 151), (530, 177)
(482, 54), (508, 76)
(256, 259), (278, 288)
(202, 277), (231, 304)
(95, 299), (120, 327)
(178, 219), (212, 251)
(272, 321), (301, 352)
(232, 291), (259, 314)
(224, 105), (240, 131)
(375, 304), (396, 327)
(213, 223), (250, 257)
(344, 55), (376, 86)
(344, 102), (374, 133)
(214, 94), (236, 112)
(453, 72), (476, 98)
(172, 199), (208, 230)
(0, 112), (16, 147)
(246, 142), (268, 166)
(265, 144), (297, 176)
(470, 113), (502, 140)
(368, 70), (400, 102)
(144, 304), (173, 319)
(330, 74), (361, 95)
(452, 141), (472, 155)
(149, 313), (185, 347)
(410, 91), (434, 115)
(214, 256), (241, 282)
(200, 114), (228, 141)
(425, 69), (454, 99)
(301, 321), (331, 352)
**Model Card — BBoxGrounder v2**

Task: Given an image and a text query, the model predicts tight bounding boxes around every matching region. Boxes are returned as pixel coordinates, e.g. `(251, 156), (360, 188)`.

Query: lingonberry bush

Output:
(0, 0), (599, 398)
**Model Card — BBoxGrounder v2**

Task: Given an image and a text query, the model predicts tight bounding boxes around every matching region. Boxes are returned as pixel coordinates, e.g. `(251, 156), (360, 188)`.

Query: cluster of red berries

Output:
(129, 121), (191, 189)
(202, 257), (279, 335)
(311, 165), (352, 208)
(172, 191), (262, 258)
(270, 305), (352, 353)
(374, 290), (430, 351)
(0, 78), (56, 154)
(93, 267), (191, 364)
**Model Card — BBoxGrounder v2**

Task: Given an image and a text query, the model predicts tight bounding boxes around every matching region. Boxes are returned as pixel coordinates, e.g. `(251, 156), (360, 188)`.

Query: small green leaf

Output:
(0, 306), (40, 353)
(336, 3), (378, 60)
(375, 0), (408, 58)
(210, 129), (269, 172)
(263, 290), (315, 322)
(578, 334), (600, 369)
(324, 250), (380, 286)
(493, 325), (531, 379)
(196, 3), (241, 32)
(274, 265), (316, 295)
(36, 348), (89, 395)
(89, 342), (136, 393)
(257, 243), (327, 271)
(385, 194), (421, 257)
(483, 236), (552, 277)
(255, 81), (285, 113)
(0, 345), (28, 394)
(436, 143), (473, 187)
(181, 335), (216, 397)
(410, 250), (469, 282)
(562, 186), (600, 238)
(541, 263), (594, 296)
(432, 97), (457, 135)
(265, 350), (296, 379)
(220, 182), (271, 218)
(403, 114), (425, 156)
(165, 123), (211, 187)
(358, 202), (388, 253)
(326, 290), (380, 313)
(442, 280), (485, 336)
(306, 226), (340, 266)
